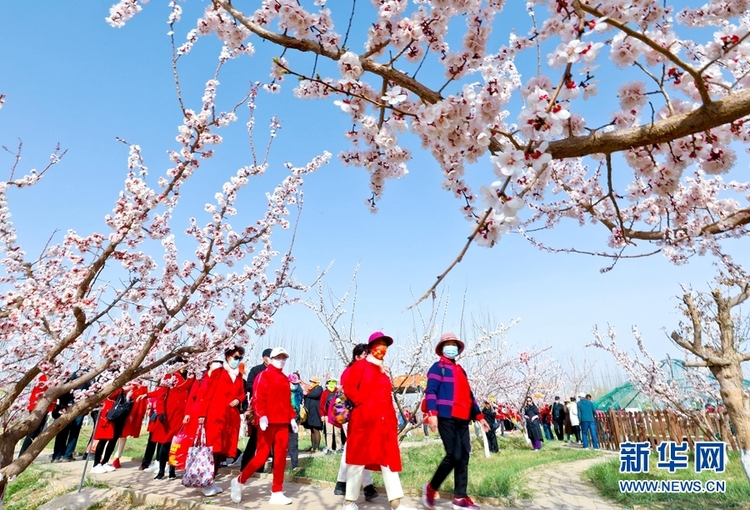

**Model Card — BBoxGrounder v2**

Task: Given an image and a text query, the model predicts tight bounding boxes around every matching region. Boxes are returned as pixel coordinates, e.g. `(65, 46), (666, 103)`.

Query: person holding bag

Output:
(231, 347), (296, 505)
(183, 346), (246, 497)
(147, 358), (194, 480)
(90, 384), (134, 474)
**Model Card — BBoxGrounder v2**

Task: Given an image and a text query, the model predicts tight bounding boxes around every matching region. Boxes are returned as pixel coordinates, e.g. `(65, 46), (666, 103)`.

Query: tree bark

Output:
(709, 361), (750, 481)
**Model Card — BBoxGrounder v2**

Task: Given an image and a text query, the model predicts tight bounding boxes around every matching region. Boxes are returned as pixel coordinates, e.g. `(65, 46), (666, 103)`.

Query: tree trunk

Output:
(710, 361), (750, 482)
(0, 433), (17, 510)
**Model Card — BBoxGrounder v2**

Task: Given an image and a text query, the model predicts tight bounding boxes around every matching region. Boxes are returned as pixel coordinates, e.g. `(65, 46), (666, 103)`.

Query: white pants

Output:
(346, 464), (403, 502)
(337, 443), (373, 485)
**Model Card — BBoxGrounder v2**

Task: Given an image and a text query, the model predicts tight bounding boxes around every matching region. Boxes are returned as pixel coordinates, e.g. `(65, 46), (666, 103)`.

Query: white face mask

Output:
(271, 358), (286, 369)
(228, 359), (241, 370)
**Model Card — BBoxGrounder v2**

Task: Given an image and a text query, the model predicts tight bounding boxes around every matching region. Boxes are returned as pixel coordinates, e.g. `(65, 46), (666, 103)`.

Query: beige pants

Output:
(346, 464), (403, 502)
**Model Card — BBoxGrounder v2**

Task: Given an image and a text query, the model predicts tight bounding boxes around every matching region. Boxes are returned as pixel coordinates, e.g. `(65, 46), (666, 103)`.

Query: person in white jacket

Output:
(566, 396), (581, 444)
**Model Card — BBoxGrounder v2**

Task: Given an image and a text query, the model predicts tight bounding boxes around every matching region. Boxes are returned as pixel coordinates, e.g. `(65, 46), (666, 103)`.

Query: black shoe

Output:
(154, 473), (165, 480)
(364, 484), (378, 501)
(62, 456), (76, 462)
(168, 467), (176, 479)
(333, 481), (346, 496)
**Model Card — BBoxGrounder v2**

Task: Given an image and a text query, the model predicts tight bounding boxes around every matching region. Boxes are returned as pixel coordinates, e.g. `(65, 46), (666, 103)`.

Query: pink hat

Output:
(288, 373), (301, 384)
(435, 332), (465, 356)
(368, 331), (393, 346)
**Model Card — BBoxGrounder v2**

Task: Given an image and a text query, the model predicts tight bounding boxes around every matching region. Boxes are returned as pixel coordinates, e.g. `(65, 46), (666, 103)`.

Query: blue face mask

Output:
(443, 345), (459, 359)
(228, 359), (241, 369)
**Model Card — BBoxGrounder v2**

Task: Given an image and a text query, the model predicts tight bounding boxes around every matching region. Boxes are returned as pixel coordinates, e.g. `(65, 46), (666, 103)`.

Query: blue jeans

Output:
(580, 421), (599, 448)
(542, 423), (553, 440)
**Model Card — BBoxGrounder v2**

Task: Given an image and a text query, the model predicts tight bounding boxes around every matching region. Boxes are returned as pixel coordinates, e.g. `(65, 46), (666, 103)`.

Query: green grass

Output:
(294, 433), (602, 499)
(584, 452), (750, 510)
(4, 465), (66, 510)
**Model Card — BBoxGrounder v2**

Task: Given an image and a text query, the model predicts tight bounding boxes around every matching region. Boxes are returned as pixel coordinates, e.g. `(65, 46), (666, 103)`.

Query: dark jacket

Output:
(524, 404), (543, 442)
(552, 401), (565, 422)
(303, 385), (324, 429)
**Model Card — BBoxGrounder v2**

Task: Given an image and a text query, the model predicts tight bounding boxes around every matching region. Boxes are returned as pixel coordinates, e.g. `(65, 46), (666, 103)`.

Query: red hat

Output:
(368, 331), (393, 346)
(435, 332), (465, 356)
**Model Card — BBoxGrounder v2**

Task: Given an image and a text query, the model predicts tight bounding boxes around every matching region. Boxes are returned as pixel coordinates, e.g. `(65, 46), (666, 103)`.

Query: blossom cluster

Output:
(107, 0), (750, 261)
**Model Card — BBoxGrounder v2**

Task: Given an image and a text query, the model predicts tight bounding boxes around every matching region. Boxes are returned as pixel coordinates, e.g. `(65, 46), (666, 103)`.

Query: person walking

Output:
(240, 347), (272, 470)
(303, 376), (324, 451)
(577, 393), (599, 449)
(18, 374), (55, 459)
(481, 401), (499, 453)
(566, 396), (581, 444)
(51, 371), (89, 462)
(321, 379), (338, 453)
(334, 343), (378, 502)
(90, 385), (134, 473)
(288, 373), (304, 469)
(184, 346), (246, 496)
(540, 403), (553, 441)
(341, 332), (415, 510)
(551, 396), (565, 441)
(422, 332), (489, 510)
(149, 360), (194, 480)
(231, 347), (296, 505)
(523, 397), (544, 451)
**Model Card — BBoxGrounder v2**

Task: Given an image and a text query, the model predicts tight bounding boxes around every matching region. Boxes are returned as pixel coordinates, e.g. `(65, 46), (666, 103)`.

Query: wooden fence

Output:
(594, 409), (738, 452)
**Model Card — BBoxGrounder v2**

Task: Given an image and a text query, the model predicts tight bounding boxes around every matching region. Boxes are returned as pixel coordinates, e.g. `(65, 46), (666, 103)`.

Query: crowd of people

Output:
(19, 332), (601, 510)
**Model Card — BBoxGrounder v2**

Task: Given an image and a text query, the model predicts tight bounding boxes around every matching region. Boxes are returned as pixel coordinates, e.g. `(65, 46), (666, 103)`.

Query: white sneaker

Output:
(144, 463), (159, 473)
(103, 464), (116, 472)
(90, 464), (106, 474)
(269, 492), (292, 505)
(201, 483), (223, 496)
(394, 505), (417, 510)
(230, 477), (243, 503)
(342, 502), (358, 510)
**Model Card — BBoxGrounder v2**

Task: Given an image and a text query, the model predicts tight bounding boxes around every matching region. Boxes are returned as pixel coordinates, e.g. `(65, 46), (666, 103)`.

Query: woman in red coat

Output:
(184, 346), (246, 497)
(230, 347), (297, 506)
(90, 384), (134, 473)
(341, 332), (415, 510)
(149, 365), (194, 479)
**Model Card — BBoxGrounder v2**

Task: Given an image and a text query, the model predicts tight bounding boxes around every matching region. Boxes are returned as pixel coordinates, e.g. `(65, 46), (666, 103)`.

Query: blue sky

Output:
(1, 2), (747, 383)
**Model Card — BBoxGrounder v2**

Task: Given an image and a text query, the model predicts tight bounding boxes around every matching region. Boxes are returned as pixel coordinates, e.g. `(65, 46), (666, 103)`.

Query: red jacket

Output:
(193, 366), (245, 456)
(148, 372), (194, 443)
(122, 384), (148, 439)
(341, 357), (402, 472)
(28, 375), (55, 413)
(93, 390), (121, 441)
(253, 365), (295, 424)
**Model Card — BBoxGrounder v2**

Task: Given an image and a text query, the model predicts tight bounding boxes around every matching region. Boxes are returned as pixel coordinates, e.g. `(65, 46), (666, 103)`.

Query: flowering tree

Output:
(592, 266), (750, 481)
(0, 66), (329, 505)
(109, 0), (750, 303)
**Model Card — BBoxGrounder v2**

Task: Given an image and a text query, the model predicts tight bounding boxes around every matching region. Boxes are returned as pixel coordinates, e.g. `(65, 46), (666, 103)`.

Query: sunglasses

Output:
(232, 355), (243, 361)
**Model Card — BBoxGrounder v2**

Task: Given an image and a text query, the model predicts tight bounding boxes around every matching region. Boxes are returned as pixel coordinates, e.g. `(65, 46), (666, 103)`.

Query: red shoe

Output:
(452, 496), (480, 510)
(422, 483), (436, 510)
(111, 458), (121, 469)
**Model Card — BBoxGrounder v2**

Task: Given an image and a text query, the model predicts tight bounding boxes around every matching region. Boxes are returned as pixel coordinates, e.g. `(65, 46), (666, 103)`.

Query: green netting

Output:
(593, 359), (750, 411)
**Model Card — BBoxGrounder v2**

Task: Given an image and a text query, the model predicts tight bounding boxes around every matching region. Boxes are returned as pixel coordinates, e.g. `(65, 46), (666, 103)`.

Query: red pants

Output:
(238, 423), (289, 492)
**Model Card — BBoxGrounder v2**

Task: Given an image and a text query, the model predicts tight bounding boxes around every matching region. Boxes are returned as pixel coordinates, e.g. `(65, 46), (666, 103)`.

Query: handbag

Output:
(182, 424), (214, 488)
(327, 388), (353, 428)
(169, 425), (191, 469)
(106, 392), (133, 422)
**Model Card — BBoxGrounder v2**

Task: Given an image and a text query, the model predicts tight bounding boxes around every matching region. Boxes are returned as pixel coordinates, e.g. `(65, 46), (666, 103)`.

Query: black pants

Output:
(52, 415), (83, 460)
(140, 434), (157, 468)
(430, 418), (470, 499)
(486, 426), (499, 453)
(18, 412), (49, 458)
(553, 419), (564, 440)
(288, 428), (299, 469)
(93, 419), (126, 465)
